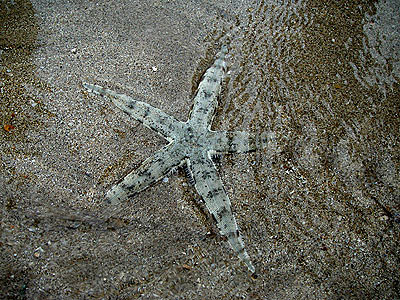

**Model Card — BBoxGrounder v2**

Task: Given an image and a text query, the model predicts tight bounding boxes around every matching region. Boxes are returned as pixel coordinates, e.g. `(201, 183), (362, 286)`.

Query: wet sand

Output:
(1, 0), (399, 299)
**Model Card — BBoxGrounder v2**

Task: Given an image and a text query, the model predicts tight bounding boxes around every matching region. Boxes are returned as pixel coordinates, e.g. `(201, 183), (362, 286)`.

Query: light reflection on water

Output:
(357, 0), (399, 96)
(220, 0), (399, 203)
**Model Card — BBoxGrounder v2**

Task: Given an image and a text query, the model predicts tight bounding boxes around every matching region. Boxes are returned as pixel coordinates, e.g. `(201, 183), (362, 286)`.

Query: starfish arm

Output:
(211, 131), (269, 153)
(106, 142), (184, 205)
(187, 150), (255, 273)
(83, 83), (182, 140)
(188, 46), (227, 128)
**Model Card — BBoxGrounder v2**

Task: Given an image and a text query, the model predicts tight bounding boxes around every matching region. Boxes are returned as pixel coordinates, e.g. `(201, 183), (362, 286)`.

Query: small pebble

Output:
(379, 215), (389, 221)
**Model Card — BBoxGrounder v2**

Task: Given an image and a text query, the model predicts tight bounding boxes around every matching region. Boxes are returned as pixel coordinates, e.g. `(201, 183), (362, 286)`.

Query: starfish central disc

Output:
(180, 125), (209, 149)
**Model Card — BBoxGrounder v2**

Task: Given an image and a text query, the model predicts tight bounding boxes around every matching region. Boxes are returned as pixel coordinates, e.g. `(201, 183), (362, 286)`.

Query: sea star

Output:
(83, 45), (268, 274)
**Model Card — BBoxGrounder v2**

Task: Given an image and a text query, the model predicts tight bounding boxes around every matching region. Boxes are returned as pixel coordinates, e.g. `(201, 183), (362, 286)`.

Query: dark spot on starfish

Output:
(203, 91), (212, 98)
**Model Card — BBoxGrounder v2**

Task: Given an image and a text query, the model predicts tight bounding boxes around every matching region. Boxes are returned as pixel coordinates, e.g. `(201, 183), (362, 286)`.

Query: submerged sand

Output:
(1, 0), (399, 299)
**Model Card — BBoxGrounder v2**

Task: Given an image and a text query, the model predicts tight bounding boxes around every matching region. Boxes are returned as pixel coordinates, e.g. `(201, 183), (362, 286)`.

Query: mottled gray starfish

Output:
(83, 46), (268, 274)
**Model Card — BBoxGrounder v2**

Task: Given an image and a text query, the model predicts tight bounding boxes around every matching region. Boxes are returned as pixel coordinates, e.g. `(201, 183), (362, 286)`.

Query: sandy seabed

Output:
(1, 0), (399, 299)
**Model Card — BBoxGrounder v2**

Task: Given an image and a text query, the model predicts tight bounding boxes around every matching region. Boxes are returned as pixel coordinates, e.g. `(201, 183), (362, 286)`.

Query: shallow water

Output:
(217, 0), (399, 212)
(210, 0), (400, 296)
(1, 0), (399, 298)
